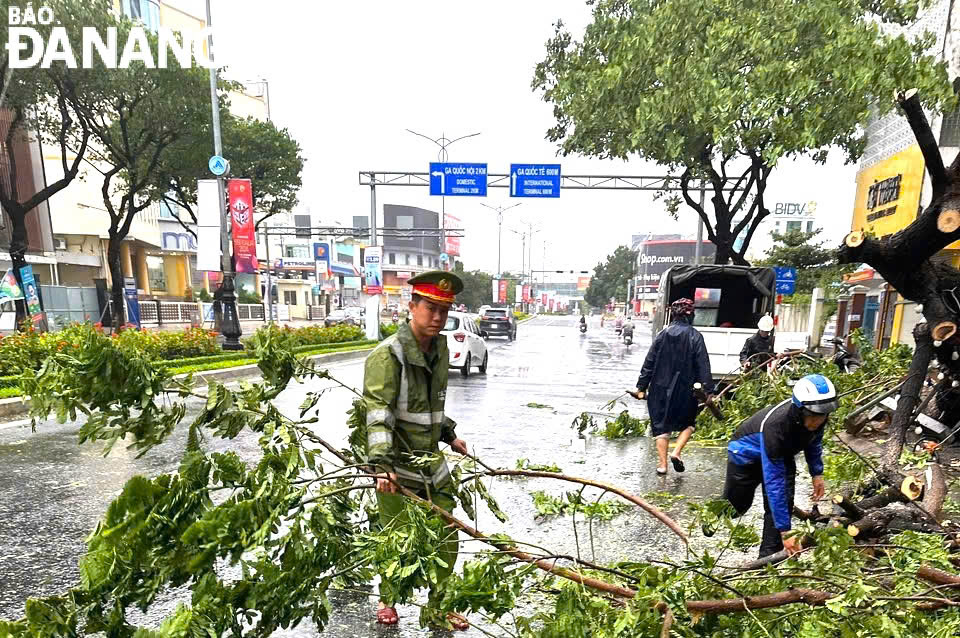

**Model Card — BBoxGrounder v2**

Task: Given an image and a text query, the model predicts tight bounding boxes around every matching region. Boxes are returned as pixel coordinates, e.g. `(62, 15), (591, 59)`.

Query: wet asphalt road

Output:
(0, 315), (805, 636)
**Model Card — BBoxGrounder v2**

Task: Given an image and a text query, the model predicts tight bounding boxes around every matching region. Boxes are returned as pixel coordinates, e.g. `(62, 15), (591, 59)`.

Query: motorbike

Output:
(392, 312), (399, 324)
(579, 323), (587, 334)
(830, 337), (861, 373)
(622, 326), (634, 345)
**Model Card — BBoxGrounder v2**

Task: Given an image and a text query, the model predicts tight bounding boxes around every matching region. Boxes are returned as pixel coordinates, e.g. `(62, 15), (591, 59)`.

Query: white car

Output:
(442, 311), (488, 377)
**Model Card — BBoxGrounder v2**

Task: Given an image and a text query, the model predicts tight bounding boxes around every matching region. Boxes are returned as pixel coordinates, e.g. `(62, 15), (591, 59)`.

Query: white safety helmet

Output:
(758, 315), (774, 332)
(792, 374), (839, 415)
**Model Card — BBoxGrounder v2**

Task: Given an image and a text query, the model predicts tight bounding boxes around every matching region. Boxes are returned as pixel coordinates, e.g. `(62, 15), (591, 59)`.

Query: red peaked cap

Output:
(670, 298), (696, 316)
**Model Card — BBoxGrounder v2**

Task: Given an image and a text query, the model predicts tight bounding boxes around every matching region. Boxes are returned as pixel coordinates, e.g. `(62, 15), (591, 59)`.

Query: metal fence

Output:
(36, 288), (309, 332)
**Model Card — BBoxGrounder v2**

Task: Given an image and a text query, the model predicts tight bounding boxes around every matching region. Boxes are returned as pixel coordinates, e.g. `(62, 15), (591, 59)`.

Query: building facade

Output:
(380, 204), (443, 303)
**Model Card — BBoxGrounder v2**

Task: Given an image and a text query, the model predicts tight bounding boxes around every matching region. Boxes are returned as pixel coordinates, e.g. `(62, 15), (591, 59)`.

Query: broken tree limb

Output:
(857, 486), (907, 511)
(898, 89), (948, 202)
(685, 588), (835, 614)
(849, 509), (898, 538)
(921, 462), (948, 520)
(480, 469), (689, 542)
(917, 565), (960, 588)
(833, 494), (866, 520)
(737, 550), (790, 571)
(902, 475), (925, 502)
(693, 383), (723, 419)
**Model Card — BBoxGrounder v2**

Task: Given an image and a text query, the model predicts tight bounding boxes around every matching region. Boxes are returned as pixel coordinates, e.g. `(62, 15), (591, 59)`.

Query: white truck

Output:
(651, 265), (809, 380)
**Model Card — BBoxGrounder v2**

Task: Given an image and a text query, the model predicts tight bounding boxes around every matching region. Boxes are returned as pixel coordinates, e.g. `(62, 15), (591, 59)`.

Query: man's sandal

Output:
(376, 606), (399, 625)
(670, 456), (685, 473)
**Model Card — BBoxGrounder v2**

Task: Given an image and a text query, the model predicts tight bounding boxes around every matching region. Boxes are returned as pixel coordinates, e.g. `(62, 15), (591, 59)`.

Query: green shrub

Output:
(380, 323), (399, 338)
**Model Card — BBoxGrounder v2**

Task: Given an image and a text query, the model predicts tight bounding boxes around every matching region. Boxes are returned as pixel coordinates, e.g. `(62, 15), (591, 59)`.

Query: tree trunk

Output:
(6, 203), (29, 330)
(884, 324), (933, 468)
(106, 235), (125, 330)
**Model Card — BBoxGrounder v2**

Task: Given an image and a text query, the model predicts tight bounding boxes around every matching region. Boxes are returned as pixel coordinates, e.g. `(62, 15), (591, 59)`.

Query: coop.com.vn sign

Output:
(6, 5), (221, 69)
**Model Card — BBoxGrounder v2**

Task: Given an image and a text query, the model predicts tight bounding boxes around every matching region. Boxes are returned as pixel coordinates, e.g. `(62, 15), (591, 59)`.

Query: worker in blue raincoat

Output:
(629, 298), (714, 475)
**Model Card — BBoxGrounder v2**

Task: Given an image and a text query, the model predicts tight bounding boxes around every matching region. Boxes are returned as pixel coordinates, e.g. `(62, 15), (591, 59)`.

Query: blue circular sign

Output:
(440, 253), (449, 262)
(208, 155), (229, 176)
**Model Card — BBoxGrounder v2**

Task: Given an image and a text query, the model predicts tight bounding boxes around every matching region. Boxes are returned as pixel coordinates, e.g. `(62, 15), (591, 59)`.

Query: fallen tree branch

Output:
(480, 468), (689, 542)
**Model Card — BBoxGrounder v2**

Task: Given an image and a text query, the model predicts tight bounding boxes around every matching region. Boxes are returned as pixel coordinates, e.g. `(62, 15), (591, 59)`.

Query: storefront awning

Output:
(330, 263), (360, 277)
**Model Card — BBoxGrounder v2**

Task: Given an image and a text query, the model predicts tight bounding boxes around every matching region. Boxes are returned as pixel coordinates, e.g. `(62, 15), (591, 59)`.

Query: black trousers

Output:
(722, 460), (795, 557)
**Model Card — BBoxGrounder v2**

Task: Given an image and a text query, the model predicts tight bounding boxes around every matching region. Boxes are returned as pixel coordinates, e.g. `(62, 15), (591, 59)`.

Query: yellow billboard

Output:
(851, 144), (927, 241)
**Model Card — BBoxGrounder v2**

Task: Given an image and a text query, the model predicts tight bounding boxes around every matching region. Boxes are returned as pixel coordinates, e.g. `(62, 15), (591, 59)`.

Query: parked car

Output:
(442, 311), (488, 377)
(325, 308), (364, 328)
(478, 306), (517, 341)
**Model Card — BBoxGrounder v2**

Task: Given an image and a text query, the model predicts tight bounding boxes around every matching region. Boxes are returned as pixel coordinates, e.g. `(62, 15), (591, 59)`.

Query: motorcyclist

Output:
(615, 315), (624, 334)
(579, 315), (587, 332)
(622, 315), (635, 340)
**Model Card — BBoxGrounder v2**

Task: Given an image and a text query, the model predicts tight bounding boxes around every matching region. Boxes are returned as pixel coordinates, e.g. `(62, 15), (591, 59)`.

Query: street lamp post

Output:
(406, 129), (480, 269)
(479, 202), (521, 276)
(205, 0), (242, 350)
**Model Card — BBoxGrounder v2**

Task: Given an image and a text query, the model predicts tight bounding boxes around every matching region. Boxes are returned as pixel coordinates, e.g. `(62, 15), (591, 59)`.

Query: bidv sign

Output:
(6, 5), (220, 69)
(773, 201), (818, 216)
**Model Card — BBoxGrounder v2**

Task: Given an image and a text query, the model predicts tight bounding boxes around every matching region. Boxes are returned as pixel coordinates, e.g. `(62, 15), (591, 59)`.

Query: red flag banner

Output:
(498, 279), (508, 303)
(228, 179), (258, 274)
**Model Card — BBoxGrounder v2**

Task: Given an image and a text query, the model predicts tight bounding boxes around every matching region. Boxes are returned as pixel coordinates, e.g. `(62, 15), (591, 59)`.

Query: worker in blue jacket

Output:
(722, 374), (838, 557)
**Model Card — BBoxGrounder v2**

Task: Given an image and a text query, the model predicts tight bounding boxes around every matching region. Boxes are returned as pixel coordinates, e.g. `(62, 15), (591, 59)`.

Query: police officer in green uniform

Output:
(364, 270), (470, 630)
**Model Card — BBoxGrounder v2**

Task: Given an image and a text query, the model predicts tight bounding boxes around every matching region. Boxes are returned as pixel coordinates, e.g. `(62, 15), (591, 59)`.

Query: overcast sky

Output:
(209, 0), (859, 276)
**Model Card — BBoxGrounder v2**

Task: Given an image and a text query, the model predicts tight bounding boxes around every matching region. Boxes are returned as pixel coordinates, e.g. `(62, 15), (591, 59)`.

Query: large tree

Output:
(585, 245), (636, 308)
(149, 111), (304, 238)
(0, 0), (97, 323)
(534, 0), (953, 264)
(60, 12), (212, 328)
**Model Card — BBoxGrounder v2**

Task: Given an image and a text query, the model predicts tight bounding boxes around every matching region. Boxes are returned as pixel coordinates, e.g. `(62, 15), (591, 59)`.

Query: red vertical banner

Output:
(541, 292), (547, 305)
(522, 285), (530, 302)
(228, 179), (258, 273)
(498, 279), (508, 303)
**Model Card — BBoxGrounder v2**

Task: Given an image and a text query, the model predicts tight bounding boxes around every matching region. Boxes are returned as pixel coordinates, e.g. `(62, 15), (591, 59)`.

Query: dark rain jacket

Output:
(740, 331), (775, 367)
(727, 399), (826, 531)
(636, 318), (714, 428)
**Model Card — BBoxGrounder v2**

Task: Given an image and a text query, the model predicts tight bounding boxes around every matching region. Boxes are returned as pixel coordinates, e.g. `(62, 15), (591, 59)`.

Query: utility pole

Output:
(205, 0), (242, 350)
(406, 129), (480, 270)
(480, 202), (521, 276)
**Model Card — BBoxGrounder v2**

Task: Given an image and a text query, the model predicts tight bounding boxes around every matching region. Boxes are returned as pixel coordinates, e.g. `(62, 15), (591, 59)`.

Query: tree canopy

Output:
(584, 245), (636, 308)
(150, 111), (304, 235)
(57, 8), (213, 325)
(534, 0), (953, 264)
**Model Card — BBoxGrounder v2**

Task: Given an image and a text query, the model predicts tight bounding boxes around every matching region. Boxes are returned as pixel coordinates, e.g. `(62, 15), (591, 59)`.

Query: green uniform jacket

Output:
(363, 322), (457, 489)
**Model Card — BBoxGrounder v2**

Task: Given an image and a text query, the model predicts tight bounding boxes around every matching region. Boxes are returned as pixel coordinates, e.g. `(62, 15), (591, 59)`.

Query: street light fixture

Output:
(406, 129), (481, 268)
(479, 202), (521, 277)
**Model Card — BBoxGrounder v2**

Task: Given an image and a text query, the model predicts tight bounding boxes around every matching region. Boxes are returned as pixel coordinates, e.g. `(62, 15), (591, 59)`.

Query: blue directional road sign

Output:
(773, 266), (797, 295)
(429, 162), (487, 196)
(510, 163), (561, 198)
(209, 155), (229, 176)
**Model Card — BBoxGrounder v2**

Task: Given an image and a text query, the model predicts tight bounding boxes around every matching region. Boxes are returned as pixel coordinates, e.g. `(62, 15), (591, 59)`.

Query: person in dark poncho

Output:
(629, 298), (714, 475)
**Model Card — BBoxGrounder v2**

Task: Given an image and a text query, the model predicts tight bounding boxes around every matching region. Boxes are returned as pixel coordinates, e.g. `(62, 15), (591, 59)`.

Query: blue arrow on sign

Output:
(209, 155), (228, 176)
